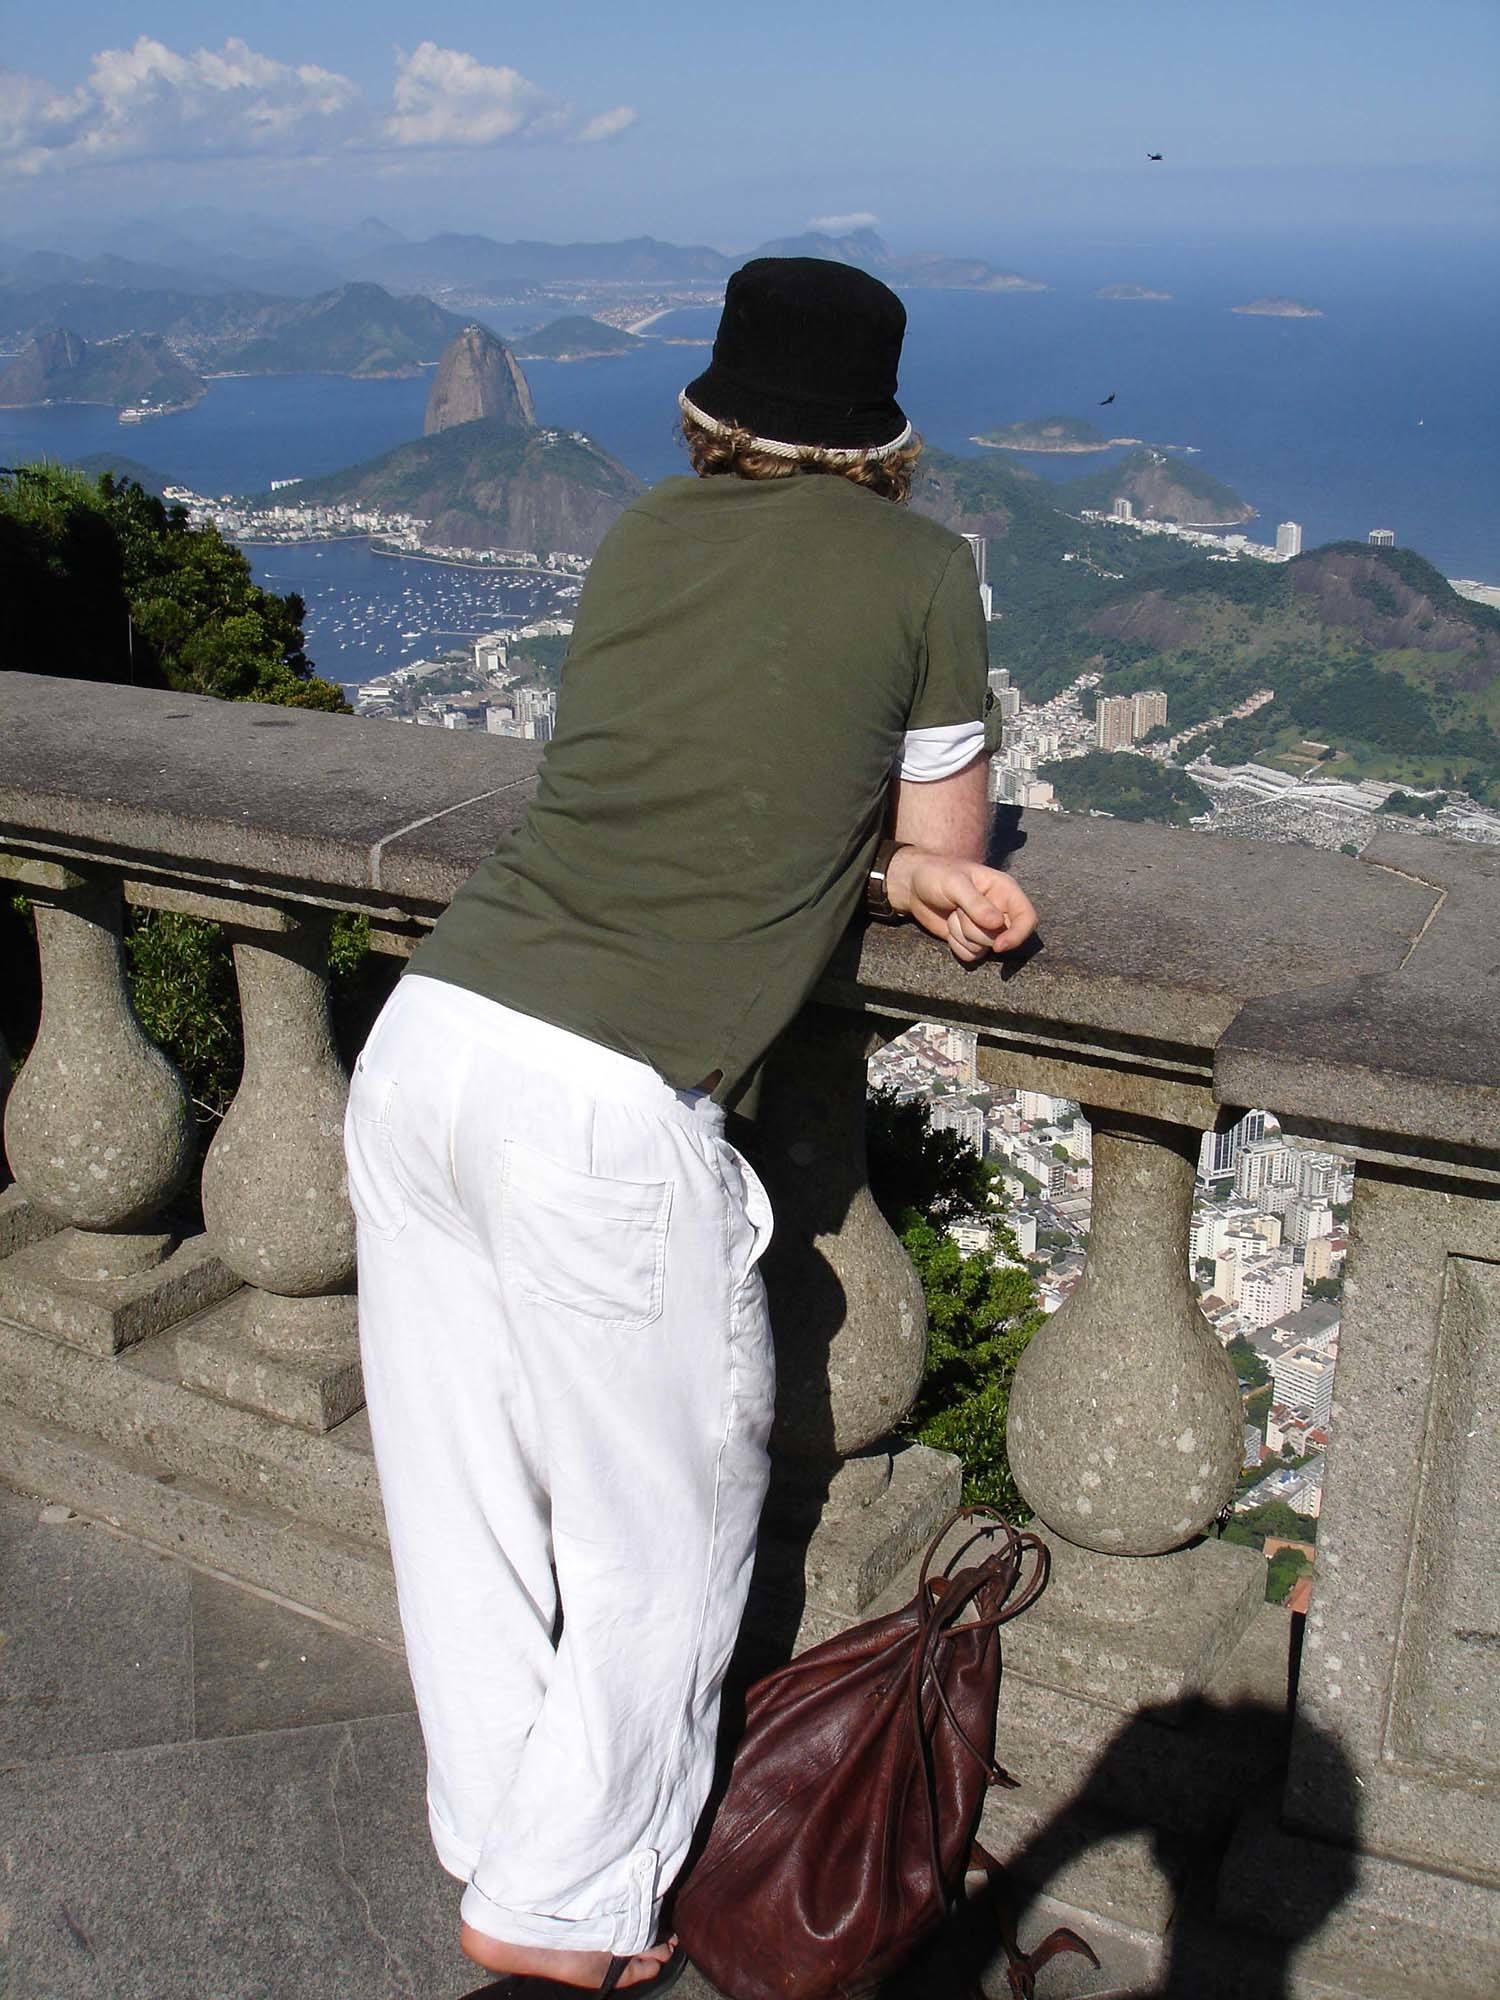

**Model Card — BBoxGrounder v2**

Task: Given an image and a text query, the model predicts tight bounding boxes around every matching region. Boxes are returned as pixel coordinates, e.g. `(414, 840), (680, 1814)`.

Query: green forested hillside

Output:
(912, 450), (1500, 799)
(1039, 750), (1210, 824)
(287, 418), (644, 555)
(1008, 543), (1500, 798)
(511, 316), (642, 359)
(213, 282), (462, 377)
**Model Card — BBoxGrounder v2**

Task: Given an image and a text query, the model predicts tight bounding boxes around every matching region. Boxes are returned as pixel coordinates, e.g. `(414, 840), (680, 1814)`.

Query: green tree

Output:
(1226, 1335), (1270, 1390)
(1265, 1545), (1311, 1604)
(1226, 1498), (1319, 1546)
(0, 464), (345, 709)
(866, 1086), (1043, 1513)
(2, 468), (368, 1172)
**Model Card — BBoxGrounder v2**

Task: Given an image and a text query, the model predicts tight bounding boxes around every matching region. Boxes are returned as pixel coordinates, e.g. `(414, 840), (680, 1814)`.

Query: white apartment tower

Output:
(1111, 496), (1135, 523)
(1271, 1345), (1336, 1427)
(1276, 522), (1303, 558)
(1239, 1258), (1306, 1329)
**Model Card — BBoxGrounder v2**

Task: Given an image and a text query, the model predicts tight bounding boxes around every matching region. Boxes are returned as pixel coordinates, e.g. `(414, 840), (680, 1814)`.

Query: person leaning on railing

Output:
(342, 256), (1037, 1998)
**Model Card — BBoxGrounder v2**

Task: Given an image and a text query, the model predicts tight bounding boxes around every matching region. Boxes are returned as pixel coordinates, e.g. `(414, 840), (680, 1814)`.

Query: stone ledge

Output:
(0, 1405), (400, 1640)
(0, 670), (541, 910)
(0, 1315), (386, 1546)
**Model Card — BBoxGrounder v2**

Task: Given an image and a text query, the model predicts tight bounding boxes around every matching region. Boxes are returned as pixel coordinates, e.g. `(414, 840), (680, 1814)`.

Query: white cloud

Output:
(0, 36), (636, 177)
(0, 37), (360, 175)
(808, 212), (879, 233)
(577, 105), (638, 145)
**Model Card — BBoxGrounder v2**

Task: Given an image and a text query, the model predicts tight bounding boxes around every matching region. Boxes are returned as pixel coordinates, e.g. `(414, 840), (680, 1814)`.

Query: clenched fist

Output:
(884, 848), (1037, 965)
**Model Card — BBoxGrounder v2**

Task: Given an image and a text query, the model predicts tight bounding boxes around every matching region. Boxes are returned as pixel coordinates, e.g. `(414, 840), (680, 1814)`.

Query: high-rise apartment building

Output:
(1096, 694), (1136, 749)
(1303, 1234), (1340, 1285)
(1276, 522), (1303, 558)
(1271, 1344), (1336, 1427)
(1239, 1257), (1306, 1329)
(1235, 1141), (1284, 1203)
(1131, 689), (1169, 736)
(1111, 496), (1135, 523)
(1296, 1153), (1340, 1201)
(930, 1101), (985, 1151)
(1200, 1125), (1240, 1182)
(1286, 1198), (1335, 1250)
(1368, 528), (1396, 548)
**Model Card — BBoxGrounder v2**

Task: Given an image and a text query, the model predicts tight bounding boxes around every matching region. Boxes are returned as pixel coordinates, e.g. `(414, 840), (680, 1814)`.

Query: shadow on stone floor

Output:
(1, 1484), (1363, 2000)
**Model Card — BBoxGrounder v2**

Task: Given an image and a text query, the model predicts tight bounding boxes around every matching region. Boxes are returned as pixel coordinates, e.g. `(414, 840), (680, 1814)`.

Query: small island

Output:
(974, 415), (1126, 454)
(511, 316), (645, 362)
(1231, 297), (1323, 319)
(1097, 283), (1173, 301)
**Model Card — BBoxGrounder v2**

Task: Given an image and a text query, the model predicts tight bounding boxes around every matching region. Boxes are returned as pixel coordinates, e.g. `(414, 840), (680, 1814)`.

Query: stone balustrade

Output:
(1, 672), (1496, 1998)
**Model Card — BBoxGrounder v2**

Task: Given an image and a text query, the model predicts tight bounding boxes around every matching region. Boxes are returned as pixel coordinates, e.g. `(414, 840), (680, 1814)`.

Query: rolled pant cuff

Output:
(459, 1848), (660, 1957)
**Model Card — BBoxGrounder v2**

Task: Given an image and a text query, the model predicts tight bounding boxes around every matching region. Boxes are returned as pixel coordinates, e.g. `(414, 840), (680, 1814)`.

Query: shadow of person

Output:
(886, 1687), (1361, 2000)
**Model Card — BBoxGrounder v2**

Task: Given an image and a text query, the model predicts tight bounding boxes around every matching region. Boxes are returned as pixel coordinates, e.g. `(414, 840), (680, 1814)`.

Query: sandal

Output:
(461, 1940), (689, 1998)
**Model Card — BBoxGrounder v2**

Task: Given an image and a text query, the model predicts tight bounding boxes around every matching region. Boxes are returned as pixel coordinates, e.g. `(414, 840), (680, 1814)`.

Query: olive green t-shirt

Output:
(408, 471), (988, 1107)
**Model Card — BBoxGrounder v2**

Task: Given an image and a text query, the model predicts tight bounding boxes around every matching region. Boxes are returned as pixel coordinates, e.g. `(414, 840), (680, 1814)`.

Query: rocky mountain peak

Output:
(424, 324), (536, 438)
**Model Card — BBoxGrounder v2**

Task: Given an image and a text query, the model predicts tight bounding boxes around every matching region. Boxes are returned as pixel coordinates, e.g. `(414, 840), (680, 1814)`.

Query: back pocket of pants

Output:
(501, 1137), (672, 1327)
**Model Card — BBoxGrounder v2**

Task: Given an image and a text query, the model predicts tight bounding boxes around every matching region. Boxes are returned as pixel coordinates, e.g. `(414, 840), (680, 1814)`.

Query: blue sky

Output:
(4, 1), (1496, 249)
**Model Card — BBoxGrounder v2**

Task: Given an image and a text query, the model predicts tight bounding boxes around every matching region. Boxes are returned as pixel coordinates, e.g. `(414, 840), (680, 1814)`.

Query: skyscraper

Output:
(1368, 528), (1396, 548)
(1111, 496), (1135, 524)
(1131, 689), (1169, 736)
(1276, 522), (1303, 558)
(1096, 694), (1136, 749)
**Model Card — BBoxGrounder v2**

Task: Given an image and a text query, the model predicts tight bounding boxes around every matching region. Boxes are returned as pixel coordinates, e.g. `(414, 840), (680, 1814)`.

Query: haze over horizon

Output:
(3, 1), (1496, 252)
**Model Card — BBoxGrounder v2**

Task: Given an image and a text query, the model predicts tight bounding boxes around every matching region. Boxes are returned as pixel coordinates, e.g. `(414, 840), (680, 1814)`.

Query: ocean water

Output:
(2, 240), (1494, 692)
(506, 240), (1498, 582)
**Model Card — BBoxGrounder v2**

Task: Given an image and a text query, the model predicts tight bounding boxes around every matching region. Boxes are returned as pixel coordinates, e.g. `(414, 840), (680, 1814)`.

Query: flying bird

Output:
(1099, 392), (1116, 406)
(1147, 152), (1164, 162)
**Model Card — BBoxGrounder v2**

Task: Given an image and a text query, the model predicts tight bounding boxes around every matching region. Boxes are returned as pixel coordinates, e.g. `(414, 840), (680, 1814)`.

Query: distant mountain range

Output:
(0, 222), (1047, 331)
(0, 281), (465, 384)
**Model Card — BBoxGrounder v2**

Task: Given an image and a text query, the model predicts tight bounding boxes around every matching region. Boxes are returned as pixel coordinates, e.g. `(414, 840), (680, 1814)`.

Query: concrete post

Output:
(0, 865), (236, 1349)
(739, 1005), (961, 1649)
(1007, 1106), (1243, 1556)
(181, 911), (360, 1433)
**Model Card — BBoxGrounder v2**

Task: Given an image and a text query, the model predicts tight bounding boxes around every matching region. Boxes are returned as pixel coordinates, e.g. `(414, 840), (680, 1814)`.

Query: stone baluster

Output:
(990, 1100), (1265, 1709)
(0, 859), (237, 1347)
(1008, 1106), (1242, 1555)
(738, 1004), (961, 1646)
(177, 905), (360, 1434)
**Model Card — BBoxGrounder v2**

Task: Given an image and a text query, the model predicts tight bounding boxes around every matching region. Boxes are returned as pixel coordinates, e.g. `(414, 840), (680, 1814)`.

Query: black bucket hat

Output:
(680, 257), (912, 460)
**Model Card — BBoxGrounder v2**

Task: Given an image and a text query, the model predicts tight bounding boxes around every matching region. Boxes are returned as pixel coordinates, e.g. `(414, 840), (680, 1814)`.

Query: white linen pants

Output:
(343, 972), (776, 1953)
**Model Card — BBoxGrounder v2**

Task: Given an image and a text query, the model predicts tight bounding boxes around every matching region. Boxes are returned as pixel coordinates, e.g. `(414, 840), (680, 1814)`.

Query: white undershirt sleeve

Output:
(899, 719), (987, 782)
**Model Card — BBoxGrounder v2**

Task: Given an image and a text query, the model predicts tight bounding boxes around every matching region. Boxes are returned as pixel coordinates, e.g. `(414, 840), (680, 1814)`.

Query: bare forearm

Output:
(880, 755), (1035, 961)
(888, 752), (990, 862)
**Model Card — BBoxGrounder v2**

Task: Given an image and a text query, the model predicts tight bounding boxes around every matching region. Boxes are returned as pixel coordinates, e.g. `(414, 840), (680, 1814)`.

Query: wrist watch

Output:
(866, 838), (910, 923)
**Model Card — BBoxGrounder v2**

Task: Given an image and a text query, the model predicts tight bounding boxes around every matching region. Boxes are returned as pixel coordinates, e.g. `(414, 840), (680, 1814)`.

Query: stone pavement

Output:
(0, 1480), (1165, 2000)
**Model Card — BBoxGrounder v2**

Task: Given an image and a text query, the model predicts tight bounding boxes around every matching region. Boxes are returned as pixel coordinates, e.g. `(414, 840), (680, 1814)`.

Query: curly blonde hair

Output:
(678, 410), (923, 506)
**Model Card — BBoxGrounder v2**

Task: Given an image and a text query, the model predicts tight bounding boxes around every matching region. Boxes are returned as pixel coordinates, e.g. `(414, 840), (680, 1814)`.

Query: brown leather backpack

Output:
(673, 1507), (1097, 2000)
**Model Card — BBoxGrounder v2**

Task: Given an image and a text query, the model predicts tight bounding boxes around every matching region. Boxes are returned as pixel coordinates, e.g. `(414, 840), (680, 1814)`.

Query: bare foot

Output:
(460, 1920), (677, 1989)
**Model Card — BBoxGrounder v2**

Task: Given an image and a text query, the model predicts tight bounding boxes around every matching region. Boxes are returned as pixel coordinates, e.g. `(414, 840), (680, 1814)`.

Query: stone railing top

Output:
(3, 671), (1497, 1164)
(0, 672), (544, 909)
